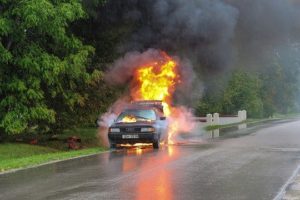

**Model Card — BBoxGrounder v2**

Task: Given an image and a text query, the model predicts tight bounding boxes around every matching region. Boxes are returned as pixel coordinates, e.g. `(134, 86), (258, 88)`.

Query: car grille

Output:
(121, 127), (141, 133)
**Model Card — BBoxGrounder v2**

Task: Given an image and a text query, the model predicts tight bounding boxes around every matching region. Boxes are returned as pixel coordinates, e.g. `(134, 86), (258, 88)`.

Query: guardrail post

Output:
(238, 110), (243, 121)
(213, 113), (220, 125)
(207, 114), (213, 126)
(238, 110), (247, 121)
(213, 129), (220, 138)
(242, 110), (247, 120)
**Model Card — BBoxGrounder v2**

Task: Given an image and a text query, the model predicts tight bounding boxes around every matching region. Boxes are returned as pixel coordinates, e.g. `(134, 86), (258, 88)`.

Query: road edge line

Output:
(273, 164), (300, 200)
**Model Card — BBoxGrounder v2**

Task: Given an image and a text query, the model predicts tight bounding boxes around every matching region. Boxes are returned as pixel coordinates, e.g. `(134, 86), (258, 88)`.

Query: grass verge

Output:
(0, 128), (107, 172)
(0, 143), (106, 172)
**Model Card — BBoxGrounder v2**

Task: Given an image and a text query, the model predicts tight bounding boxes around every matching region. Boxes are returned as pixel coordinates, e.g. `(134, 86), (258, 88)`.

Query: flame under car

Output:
(108, 105), (167, 149)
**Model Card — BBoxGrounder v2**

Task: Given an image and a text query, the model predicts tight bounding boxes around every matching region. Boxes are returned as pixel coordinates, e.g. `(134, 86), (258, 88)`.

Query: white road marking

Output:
(273, 164), (300, 200)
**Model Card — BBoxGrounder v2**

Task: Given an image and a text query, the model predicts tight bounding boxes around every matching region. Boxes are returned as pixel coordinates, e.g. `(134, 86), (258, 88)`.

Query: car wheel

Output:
(153, 140), (160, 149)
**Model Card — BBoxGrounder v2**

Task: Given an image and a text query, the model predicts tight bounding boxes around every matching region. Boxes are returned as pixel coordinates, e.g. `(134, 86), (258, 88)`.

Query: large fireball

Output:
(131, 52), (179, 116)
(130, 51), (192, 144)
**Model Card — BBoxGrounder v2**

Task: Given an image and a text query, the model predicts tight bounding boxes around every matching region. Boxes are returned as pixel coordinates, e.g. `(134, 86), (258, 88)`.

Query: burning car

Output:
(108, 101), (168, 149)
(99, 51), (194, 147)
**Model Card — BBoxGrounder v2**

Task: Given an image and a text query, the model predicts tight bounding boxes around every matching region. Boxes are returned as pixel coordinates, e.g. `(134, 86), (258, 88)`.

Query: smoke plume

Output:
(119, 0), (239, 72)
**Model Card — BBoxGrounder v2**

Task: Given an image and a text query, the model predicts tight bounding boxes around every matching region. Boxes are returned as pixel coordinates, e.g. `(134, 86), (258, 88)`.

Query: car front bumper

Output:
(108, 132), (159, 144)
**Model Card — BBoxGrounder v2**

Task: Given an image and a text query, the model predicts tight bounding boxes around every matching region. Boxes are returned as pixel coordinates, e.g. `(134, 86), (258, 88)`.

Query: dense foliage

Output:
(196, 52), (300, 118)
(0, 0), (102, 134)
(196, 71), (263, 118)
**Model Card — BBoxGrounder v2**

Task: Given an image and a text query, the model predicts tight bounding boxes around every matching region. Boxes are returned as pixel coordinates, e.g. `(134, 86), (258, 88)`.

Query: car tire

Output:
(153, 140), (160, 149)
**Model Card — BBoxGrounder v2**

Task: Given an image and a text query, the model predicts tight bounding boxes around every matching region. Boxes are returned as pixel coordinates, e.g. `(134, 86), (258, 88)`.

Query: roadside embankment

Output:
(0, 128), (107, 173)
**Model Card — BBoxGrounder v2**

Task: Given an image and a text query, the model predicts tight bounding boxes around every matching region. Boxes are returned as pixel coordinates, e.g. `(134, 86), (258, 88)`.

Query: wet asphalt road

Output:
(1, 120), (300, 200)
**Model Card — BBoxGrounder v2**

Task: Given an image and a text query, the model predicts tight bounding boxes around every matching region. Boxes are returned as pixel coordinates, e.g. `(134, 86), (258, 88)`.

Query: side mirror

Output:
(160, 117), (166, 120)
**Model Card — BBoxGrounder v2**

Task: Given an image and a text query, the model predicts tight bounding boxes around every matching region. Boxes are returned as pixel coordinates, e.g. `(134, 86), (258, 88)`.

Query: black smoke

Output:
(227, 0), (300, 67)
(119, 0), (239, 73)
(100, 0), (300, 106)
(101, 0), (300, 70)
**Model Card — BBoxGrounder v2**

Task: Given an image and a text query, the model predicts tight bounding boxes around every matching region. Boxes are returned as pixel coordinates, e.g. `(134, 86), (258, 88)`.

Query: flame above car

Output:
(131, 52), (180, 117)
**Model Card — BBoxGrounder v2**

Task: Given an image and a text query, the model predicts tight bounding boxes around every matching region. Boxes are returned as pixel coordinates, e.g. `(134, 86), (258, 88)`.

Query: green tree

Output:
(60, 0), (136, 128)
(0, 0), (99, 134)
(196, 94), (222, 116)
(260, 59), (299, 117)
(221, 70), (263, 118)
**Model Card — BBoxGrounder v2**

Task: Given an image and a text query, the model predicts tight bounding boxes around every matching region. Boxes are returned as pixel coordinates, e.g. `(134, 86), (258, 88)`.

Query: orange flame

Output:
(122, 115), (137, 123)
(131, 52), (182, 144)
(132, 53), (179, 116)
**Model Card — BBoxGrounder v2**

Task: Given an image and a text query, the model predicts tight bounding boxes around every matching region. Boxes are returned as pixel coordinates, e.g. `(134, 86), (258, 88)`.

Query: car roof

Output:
(122, 106), (157, 112)
(131, 100), (164, 113)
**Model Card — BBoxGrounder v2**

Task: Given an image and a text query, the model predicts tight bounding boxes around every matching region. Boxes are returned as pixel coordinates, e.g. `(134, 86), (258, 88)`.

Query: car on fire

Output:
(108, 100), (168, 149)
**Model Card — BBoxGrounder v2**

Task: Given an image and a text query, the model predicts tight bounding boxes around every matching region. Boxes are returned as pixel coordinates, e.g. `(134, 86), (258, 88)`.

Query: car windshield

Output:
(116, 109), (156, 123)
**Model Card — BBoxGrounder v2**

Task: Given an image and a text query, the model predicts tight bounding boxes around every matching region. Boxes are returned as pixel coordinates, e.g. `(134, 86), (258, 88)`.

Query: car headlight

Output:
(110, 128), (120, 133)
(141, 127), (155, 132)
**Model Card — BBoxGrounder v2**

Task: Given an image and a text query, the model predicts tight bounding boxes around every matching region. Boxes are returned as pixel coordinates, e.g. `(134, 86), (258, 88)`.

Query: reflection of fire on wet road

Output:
(117, 136), (205, 154)
(114, 143), (179, 162)
(136, 165), (173, 200)
(115, 144), (155, 158)
(117, 145), (179, 200)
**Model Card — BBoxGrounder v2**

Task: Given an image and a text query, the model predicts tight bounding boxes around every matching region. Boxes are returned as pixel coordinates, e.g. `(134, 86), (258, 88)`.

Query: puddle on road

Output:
(197, 119), (294, 142)
(199, 119), (288, 141)
(177, 122), (249, 144)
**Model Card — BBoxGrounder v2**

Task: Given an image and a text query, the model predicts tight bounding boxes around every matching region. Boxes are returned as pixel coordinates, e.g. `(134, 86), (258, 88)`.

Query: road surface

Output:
(1, 120), (300, 200)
